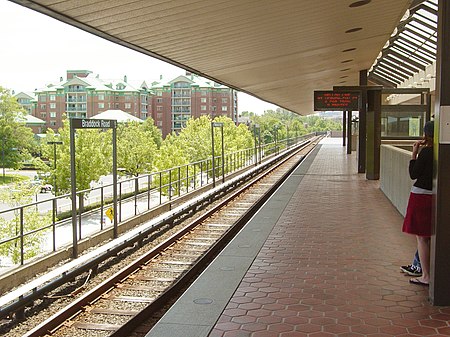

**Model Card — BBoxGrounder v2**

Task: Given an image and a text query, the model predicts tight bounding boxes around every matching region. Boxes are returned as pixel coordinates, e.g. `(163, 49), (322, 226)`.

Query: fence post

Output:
(20, 207), (24, 265)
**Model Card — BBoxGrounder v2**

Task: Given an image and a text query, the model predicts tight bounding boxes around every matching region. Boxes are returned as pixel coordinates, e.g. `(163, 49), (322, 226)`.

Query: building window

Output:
(50, 103), (56, 109)
(115, 103), (119, 109)
(40, 104), (46, 110)
(201, 105), (207, 111)
(50, 121), (56, 126)
(125, 103), (131, 109)
(201, 98), (207, 103)
(98, 103), (104, 109)
(157, 113), (163, 119)
(98, 94), (105, 100)
(157, 106), (163, 111)
(222, 98), (228, 103)
(157, 121), (163, 126)
(50, 112), (56, 118)
(157, 98), (163, 103)
(222, 106), (228, 111)
(156, 91), (163, 96)
(201, 90), (207, 96)
(39, 94), (47, 101)
(125, 95), (131, 101)
(212, 106), (217, 111)
(50, 95), (56, 101)
(41, 112), (46, 118)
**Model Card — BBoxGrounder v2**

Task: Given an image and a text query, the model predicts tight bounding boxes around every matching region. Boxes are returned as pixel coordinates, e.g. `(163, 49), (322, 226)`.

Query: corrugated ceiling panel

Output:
(11, 0), (411, 114)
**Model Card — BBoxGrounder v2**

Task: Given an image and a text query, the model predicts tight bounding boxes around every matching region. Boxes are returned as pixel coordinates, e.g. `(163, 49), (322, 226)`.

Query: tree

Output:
(117, 120), (159, 177)
(37, 119), (111, 199)
(141, 118), (163, 148)
(0, 181), (52, 264)
(0, 86), (37, 172)
(153, 134), (189, 196)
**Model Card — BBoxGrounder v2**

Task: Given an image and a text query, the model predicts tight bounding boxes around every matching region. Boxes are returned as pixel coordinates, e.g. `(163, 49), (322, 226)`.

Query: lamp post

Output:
(47, 141), (63, 193)
(253, 124), (260, 166)
(286, 125), (289, 148)
(2, 137), (5, 179)
(274, 125), (280, 155)
(211, 121), (224, 187)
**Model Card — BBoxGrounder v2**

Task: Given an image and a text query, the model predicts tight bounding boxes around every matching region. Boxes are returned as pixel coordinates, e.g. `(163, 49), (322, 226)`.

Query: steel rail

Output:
(22, 137), (320, 337)
(0, 136), (313, 322)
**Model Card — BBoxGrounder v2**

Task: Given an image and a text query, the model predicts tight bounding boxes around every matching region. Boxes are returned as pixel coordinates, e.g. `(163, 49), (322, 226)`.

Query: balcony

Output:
(66, 97), (87, 103)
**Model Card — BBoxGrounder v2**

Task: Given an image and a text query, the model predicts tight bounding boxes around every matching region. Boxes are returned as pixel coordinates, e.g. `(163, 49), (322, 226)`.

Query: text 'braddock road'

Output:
(71, 118), (117, 129)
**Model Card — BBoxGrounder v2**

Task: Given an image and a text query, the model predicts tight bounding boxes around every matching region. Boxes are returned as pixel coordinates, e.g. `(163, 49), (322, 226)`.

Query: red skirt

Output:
(402, 192), (432, 237)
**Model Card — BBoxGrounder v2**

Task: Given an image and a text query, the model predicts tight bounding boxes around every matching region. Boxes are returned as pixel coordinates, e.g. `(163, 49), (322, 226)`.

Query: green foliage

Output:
(249, 108), (342, 141)
(39, 119), (111, 196)
(0, 181), (51, 264)
(141, 118), (163, 148)
(0, 174), (28, 185)
(153, 116), (254, 195)
(0, 86), (37, 170)
(116, 120), (159, 177)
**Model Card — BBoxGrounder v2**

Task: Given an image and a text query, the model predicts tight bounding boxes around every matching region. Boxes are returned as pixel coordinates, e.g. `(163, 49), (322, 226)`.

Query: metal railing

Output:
(0, 133), (315, 272)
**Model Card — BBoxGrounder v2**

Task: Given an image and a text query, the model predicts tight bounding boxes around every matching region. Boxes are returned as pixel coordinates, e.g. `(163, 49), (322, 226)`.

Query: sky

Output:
(0, 0), (278, 115)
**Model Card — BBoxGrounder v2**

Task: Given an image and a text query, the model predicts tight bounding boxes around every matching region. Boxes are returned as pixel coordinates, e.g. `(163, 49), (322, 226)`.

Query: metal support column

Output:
(342, 111), (347, 147)
(347, 110), (352, 154)
(430, 0), (450, 306)
(365, 88), (381, 180)
(69, 122), (78, 258)
(359, 70), (368, 173)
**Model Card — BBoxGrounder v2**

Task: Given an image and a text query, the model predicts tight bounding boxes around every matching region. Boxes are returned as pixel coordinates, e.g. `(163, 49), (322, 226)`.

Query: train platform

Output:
(147, 137), (450, 337)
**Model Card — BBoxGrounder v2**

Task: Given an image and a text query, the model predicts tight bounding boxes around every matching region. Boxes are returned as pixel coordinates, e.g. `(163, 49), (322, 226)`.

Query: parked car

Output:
(40, 184), (53, 193)
(31, 180), (53, 193)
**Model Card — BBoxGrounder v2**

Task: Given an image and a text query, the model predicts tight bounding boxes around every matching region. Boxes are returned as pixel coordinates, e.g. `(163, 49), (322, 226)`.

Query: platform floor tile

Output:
(209, 143), (450, 337)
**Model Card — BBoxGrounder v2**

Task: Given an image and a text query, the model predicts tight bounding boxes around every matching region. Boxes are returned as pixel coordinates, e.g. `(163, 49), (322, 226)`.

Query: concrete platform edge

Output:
(145, 145), (321, 337)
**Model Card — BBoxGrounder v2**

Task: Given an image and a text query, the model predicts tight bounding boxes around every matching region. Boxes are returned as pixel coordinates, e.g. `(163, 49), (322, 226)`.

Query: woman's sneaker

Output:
(400, 264), (422, 276)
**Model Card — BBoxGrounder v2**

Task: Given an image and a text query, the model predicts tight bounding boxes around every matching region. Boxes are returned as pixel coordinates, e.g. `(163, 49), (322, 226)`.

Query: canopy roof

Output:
(11, 0), (413, 114)
(91, 110), (143, 123)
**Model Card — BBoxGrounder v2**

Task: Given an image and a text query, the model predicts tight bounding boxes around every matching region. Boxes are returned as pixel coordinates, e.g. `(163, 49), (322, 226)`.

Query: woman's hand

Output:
(412, 140), (422, 159)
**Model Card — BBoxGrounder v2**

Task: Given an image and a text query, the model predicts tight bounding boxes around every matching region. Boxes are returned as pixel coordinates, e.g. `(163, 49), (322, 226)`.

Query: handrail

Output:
(0, 133), (316, 271)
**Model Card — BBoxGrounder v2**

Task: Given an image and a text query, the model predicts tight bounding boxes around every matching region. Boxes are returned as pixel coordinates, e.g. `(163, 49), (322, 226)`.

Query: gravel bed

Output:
(0, 146), (313, 337)
(53, 327), (110, 337)
(77, 312), (131, 325)
(0, 197), (220, 337)
(95, 299), (148, 312)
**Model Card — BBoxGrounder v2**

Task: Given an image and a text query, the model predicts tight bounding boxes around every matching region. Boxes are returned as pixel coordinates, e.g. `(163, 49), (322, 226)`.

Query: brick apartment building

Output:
(16, 70), (238, 137)
(150, 72), (238, 136)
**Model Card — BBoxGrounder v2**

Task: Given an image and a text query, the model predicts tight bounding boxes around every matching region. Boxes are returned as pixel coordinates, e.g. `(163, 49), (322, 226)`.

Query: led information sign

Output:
(71, 118), (117, 129)
(314, 91), (360, 111)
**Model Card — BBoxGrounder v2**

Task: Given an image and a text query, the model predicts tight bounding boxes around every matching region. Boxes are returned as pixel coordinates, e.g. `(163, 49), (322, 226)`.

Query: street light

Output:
(2, 137), (5, 179)
(47, 140), (63, 194)
(253, 124), (260, 166)
(211, 121), (224, 187)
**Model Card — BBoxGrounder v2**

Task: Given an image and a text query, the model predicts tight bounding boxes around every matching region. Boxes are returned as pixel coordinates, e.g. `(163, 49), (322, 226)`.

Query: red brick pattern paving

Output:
(209, 144), (450, 337)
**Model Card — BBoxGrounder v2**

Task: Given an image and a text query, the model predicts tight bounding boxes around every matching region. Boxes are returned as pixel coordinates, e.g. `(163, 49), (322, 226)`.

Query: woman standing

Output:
(402, 121), (434, 286)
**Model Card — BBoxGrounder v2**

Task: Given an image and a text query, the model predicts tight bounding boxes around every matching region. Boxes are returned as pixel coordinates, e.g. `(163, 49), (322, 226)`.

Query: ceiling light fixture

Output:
(345, 27), (362, 33)
(349, 0), (371, 8)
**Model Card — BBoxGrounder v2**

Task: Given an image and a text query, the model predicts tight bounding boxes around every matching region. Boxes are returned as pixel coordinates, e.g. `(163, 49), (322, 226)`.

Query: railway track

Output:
(20, 137), (320, 337)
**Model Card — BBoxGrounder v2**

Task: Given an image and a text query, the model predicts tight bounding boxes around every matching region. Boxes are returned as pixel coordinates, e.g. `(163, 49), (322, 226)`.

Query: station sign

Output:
(71, 118), (117, 129)
(314, 91), (360, 111)
(212, 122), (224, 127)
